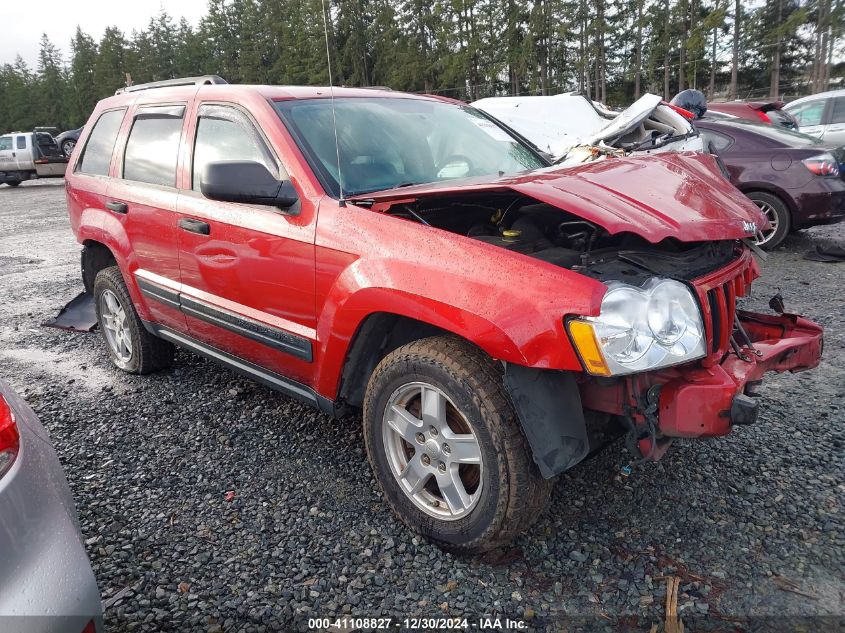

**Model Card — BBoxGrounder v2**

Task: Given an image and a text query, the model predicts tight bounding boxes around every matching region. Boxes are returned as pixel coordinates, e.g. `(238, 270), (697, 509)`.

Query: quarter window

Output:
(77, 109), (126, 176)
(700, 129), (733, 152)
(192, 105), (277, 192)
(16, 136), (26, 150)
(123, 105), (185, 187)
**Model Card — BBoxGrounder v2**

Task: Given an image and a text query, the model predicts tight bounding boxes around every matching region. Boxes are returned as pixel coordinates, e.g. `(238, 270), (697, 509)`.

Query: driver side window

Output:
(192, 105), (280, 192)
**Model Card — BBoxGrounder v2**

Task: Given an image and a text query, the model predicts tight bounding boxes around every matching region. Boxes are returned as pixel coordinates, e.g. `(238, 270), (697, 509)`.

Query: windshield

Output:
(717, 119), (823, 147)
(275, 97), (546, 197)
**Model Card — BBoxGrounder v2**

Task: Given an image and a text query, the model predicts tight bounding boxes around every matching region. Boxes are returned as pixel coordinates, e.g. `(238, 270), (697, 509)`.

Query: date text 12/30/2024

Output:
(308, 617), (528, 630)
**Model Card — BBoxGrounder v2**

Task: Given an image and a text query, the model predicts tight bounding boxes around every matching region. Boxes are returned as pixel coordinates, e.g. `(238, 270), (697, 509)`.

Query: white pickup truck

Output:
(0, 131), (69, 186)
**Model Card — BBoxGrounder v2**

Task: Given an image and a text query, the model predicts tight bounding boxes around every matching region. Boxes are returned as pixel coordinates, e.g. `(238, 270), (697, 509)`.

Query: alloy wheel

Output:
(100, 289), (133, 363)
(382, 382), (483, 520)
(63, 140), (76, 156)
(753, 200), (779, 246)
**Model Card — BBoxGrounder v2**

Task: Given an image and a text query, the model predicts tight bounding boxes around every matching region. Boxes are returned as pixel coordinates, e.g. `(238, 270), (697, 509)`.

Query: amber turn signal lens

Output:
(568, 320), (611, 376)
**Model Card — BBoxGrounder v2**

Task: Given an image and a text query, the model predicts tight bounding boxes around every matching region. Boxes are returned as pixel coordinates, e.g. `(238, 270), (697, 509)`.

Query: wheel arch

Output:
(335, 312), (454, 411)
(737, 184), (797, 219)
(81, 239), (118, 294)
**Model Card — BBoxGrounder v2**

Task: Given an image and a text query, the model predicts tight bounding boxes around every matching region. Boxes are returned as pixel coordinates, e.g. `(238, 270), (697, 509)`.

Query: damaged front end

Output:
(577, 247), (823, 461)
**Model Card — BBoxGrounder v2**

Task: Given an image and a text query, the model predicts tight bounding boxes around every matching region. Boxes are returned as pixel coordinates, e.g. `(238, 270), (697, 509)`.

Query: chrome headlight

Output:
(568, 278), (706, 376)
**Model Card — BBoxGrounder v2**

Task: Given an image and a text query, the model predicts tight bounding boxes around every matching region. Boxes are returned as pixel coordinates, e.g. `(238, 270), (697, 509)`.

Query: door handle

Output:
(106, 201), (128, 214)
(179, 217), (211, 235)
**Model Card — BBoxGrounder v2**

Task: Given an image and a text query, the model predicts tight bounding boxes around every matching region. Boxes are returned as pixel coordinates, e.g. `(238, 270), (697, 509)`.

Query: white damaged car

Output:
(472, 92), (705, 166)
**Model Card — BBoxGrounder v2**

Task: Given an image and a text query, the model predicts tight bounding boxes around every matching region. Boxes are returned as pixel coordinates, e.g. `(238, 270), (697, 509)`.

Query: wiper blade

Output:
(346, 182), (422, 198)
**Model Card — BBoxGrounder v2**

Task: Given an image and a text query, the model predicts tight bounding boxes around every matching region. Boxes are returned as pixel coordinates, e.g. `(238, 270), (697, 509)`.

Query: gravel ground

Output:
(0, 179), (843, 632)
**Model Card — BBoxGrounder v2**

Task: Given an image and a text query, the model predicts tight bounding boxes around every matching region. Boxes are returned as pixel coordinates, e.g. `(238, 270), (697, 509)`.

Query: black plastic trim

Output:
(135, 276), (313, 362)
(180, 295), (313, 362)
(503, 364), (589, 479)
(136, 277), (181, 309)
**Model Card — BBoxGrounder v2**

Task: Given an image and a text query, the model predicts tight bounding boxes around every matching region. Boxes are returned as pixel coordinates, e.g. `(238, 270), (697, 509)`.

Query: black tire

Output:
(747, 191), (790, 250)
(93, 266), (174, 374)
(363, 336), (552, 553)
(6, 181), (21, 187)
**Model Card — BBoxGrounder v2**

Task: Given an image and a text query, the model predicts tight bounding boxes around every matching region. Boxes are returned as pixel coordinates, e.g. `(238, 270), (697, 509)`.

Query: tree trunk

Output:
(664, 0), (671, 99)
(634, 0), (643, 99)
(769, 0), (783, 98)
(730, 0), (739, 99)
(709, 25), (717, 98)
(678, 0), (687, 92)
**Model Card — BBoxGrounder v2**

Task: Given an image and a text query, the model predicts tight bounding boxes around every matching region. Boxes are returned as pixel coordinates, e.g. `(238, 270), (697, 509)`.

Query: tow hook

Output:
(623, 385), (670, 461)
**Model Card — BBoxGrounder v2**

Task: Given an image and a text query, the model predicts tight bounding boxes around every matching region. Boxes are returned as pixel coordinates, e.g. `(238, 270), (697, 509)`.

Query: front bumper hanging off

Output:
(580, 310), (823, 447)
(657, 311), (823, 437)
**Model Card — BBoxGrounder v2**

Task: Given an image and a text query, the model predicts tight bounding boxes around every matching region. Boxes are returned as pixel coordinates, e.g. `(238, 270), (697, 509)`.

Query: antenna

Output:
(320, 0), (345, 206)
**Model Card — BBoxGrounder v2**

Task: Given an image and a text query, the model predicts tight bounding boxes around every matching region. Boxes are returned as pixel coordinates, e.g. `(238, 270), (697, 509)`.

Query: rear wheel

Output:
(93, 266), (174, 374)
(363, 336), (552, 552)
(748, 191), (790, 250)
(61, 139), (76, 157)
(6, 181), (21, 187)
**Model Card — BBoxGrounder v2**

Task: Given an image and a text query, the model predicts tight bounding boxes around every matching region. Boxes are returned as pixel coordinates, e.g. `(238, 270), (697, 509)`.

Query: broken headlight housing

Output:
(568, 278), (706, 376)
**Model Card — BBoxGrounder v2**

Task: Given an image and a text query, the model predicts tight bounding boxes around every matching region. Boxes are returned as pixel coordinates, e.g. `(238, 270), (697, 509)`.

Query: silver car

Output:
(0, 378), (103, 633)
(784, 89), (845, 146)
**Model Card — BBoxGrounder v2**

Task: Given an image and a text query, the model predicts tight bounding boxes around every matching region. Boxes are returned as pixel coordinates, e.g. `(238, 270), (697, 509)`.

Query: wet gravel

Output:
(0, 180), (843, 632)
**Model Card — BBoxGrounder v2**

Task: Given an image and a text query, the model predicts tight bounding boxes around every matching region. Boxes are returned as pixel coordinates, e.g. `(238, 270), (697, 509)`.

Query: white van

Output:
(0, 132), (68, 186)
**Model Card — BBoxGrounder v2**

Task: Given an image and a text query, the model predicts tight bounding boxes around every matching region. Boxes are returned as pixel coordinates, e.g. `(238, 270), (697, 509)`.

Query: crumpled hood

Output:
(351, 152), (767, 244)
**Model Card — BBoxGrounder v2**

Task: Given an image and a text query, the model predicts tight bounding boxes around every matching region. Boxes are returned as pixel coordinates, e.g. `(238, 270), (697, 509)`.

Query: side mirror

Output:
(200, 160), (299, 212)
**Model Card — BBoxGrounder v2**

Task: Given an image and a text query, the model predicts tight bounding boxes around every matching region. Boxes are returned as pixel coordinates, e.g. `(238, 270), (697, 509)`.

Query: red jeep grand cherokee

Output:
(66, 76), (823, 552)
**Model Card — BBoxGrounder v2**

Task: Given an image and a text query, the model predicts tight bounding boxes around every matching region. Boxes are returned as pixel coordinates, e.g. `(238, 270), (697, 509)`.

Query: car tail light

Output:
(755, 110), (772, 124)
(0, 395), (20, 479)
(802, 153), (840, 177)
(81, 620), (97, 633)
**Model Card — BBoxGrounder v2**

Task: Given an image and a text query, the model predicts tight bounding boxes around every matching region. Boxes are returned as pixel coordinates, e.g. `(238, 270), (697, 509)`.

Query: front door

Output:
(176, 102), (317, 384)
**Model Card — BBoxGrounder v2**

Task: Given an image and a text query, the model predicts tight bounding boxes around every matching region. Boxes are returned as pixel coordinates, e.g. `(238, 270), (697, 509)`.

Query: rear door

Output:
(824, 97), (845, 147)
(14, 135), (33, 170)
(176, 101), (317, 384)
(107, 101), (189, 333)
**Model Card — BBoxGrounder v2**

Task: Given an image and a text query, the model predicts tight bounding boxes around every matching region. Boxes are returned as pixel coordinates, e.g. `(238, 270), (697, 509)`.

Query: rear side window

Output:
(77, 109), (125, 176)
(16, 136), (26, 150)
(831, 98), (845, 125)
(123, 105), (185, 187)
(0, 137), (13, 151)
(788, 100), (825, 127)
(700, 129), (733, 152)
(192, 104), (278, 192)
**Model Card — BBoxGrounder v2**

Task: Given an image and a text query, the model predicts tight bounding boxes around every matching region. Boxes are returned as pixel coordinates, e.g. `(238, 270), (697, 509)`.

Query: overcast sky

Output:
(4, 0), (209, 68)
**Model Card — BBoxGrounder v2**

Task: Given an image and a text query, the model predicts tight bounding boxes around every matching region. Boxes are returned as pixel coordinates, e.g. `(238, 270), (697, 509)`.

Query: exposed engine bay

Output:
(381, 192), (742, 282)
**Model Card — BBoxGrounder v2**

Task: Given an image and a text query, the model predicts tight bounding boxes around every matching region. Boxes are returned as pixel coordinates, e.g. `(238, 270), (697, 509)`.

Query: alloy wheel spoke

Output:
(387, 405), (424, 443)
(420, 385), (447, 428)
(104, 292), (120, 314)
(437, 466), (472, 514)
(399, 456), (431, 495)
(442, 430), (481, 464)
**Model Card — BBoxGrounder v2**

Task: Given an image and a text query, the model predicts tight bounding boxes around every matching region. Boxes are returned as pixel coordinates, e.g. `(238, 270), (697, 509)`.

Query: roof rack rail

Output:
(115, 75), (227, 95)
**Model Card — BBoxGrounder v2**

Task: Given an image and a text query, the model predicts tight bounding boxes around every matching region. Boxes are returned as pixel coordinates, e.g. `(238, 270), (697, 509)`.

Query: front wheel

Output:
(6, 181), (21, 187)
(748, 191), (790, 250)
(363, 336), (552, 552)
